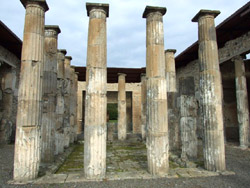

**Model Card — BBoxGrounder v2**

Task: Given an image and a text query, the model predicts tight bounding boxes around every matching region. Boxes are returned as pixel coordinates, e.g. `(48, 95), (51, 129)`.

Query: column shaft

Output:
(118, 73), (127, 140)
(234, 56), (249, 148)
(55, 49), (67, 155)
(69, 66), (75, 144)
(14, 0), (48, 180)
(165, 49), (177, 92)
(143, 6), (169, 176)
(192, 10), (226, 171)
(84, 3), (109, 179)
(141, 74), (147, 140)
(74, 73), (78, 141)
(41, 25), (60, 163)
(64, 56), (72, 148)
(77, 89), (83, 134)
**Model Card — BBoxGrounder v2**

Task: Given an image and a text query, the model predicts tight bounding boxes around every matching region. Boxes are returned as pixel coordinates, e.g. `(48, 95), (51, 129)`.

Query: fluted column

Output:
(74, 72), (78, 141)
(69, 66), (77, 143)
(77, 88), (83, 134)
(14, 0), (49, 181)
(118, 73), (127, 140)
(69, 66), (74, 143)
(84, 3), (109, 179)
(141, 73), (147, 140)
(41, 25), (60, 163)
(64, 56), (72, 148)
(143, 6), (169, 176)
(233, 55), (249, 149)
(192, 10), (226, 171)
(165, 49), (177, 92)
(55, 49), (67, 155)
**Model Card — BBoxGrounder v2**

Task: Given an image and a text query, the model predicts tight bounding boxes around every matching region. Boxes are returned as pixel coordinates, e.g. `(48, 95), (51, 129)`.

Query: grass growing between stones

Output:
(56, 143), (84, 174)
(56, 140), (181, 174)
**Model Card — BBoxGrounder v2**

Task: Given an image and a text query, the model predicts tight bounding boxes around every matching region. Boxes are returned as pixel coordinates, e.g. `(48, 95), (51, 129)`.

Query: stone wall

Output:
(219, 31), (250, 64)
(0, 45), (20, 143)
(220, 61), (239, 141)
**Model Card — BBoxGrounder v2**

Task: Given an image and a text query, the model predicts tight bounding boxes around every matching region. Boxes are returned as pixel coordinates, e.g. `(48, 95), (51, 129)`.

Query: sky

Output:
(0, 0), (249, 68)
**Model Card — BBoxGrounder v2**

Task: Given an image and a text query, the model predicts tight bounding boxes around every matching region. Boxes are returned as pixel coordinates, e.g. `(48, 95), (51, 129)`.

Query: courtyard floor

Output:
(1, 140), (250, 188)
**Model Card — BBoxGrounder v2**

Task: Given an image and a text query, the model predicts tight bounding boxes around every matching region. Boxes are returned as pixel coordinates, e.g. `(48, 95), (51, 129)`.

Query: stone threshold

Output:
(8, 169), (235, 185)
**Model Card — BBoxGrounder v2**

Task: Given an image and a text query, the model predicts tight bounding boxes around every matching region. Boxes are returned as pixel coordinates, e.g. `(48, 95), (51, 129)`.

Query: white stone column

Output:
(165, 49), (177, 92)
(84, 3), (109, 179)
(143, 6), (169, 176)
(14, 0), (49, 180)
(192, 10), (226, 171)
(118, 73), (127, 140)
(233, 55), (249, 149)
(141, 73), (147, 140)
(77, 87), (83, 134)
(41, 25), (60, 163)
(55, 49), (67, 155)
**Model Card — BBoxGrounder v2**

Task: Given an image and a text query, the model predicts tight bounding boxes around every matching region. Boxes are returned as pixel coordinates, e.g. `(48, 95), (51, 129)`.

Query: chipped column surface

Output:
(165, 49), (177, 92)
(55, 49), (67, 155)
(84, 3), (109, 179)
(41, 25), (61, 163)
(143, 6), (169, 176)
(63, 56), (72, 148)
(14, 0), (49, 181)
(141, 73), (147, 140)
(192, 10), (226, 171)
(179, 95), (198, 160)
(233, 55), (249, 149)
(118, 73), (127, 140)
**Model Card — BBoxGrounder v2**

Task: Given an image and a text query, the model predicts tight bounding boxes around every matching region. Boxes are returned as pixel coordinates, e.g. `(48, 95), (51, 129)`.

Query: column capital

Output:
(142, 6), (167, 18)
(20, 0), (49, 11)
(65, 56), (72, 61)
(86, 3), (109, 17)
(192, 9), (220, 22)
(232, 55), (245, 62)
(58, 49), (67, 55)
(45, 25), (61, 35)
(118, 73), (127, 77)
(165, 49), (176, 54)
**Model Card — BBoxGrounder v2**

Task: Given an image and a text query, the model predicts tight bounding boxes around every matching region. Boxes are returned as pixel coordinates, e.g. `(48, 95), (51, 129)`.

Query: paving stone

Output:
(65, 173), (85, 183)
(35, 174), (68, 184)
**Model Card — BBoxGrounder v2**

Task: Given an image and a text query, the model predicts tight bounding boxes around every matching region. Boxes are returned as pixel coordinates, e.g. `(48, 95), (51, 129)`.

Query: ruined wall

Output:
(220, 61), (239, 141)
(219, 31), (250, 64)
(78, 81), (142, 134)
(0, 45), (20, 143)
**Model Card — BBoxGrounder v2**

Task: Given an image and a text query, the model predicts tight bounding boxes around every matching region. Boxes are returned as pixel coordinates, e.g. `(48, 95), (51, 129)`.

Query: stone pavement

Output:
(8, 139), (236, 185)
